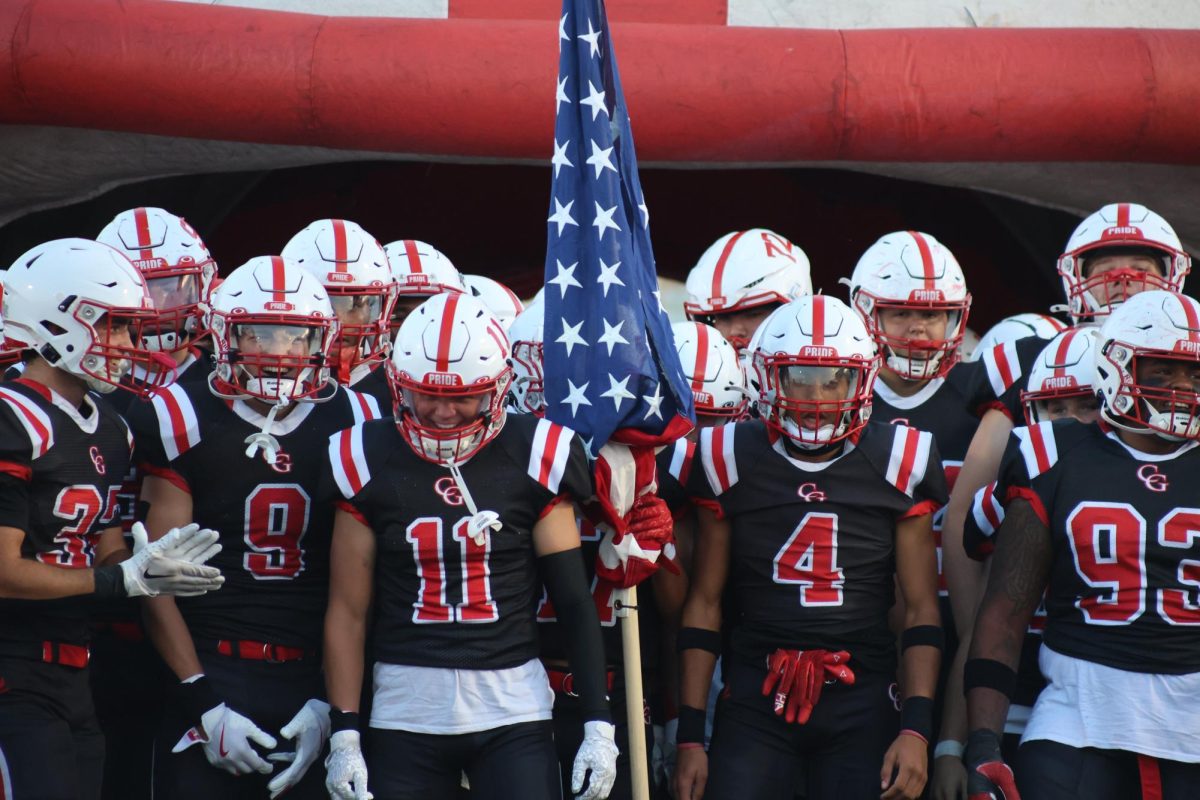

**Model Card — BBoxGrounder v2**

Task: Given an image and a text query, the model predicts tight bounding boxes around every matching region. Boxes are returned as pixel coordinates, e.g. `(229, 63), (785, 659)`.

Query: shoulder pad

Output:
(980, 341), (1024, 398)
(881, 423), (935, 498)
(328, 423), (373, 499)
(0, 385), (54, 460)
(526, 417), (578, 495)
(1011, 421), (1061, 479)
(148, 383), (202, 461)
(664, 437), (696, 488)
(342, 387), (383, 425)
(699, 422), (740, 495)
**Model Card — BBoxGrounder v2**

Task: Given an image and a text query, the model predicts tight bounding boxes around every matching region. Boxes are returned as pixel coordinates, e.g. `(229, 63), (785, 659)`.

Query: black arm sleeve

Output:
(538, 547), (612, 723)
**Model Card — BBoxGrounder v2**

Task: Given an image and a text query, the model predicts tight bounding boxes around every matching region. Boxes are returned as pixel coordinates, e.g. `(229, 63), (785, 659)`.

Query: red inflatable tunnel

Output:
(1, 0), (1197, 164)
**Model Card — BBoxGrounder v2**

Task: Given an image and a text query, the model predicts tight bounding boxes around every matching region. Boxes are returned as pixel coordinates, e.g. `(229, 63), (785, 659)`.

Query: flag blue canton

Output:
(542, 0), (695, 454)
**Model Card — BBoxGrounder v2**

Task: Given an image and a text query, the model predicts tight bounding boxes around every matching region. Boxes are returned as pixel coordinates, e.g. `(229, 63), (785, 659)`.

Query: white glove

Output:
(120, 522), (224, 598)
(325, 730), (372, 800)
(172, 703), (278, 775)
(572, 720), (619, 800)
(267, 698), (330, 799)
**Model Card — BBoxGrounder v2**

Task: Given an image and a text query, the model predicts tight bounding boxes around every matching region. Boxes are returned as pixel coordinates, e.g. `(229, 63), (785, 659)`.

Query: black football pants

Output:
(550, 686), (653, 800)
(1018, 739), (1200, 800)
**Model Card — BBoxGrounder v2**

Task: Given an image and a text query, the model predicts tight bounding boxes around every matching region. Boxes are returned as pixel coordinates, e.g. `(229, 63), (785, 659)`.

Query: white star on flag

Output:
(642, 383), (665, 420)
(559, 12), (570, 47)
(596, 258), (625, 296)
(586, 140), (617, 179)
(638, 199), (650, 228)
(597, 318), (629, 356)
(552, 139), (573, 178)
(593, 203), (620, 240)
(600, 373), (636, 411)
(579, 20), (602, 58)
(548, 259), (582, 298)
(580, 81), (609, 121)
(556, 318), (589, 356)
(547, 198), (578, 235)
(556, 75), (571, 114)
(563, 379), (592, 417)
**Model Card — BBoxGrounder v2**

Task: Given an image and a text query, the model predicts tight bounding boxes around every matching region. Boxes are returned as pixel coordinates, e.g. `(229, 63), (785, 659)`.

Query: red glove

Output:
(966, 730), (1021, 800)
(761, 649), (855, 725)
(595, 494), (680, 588)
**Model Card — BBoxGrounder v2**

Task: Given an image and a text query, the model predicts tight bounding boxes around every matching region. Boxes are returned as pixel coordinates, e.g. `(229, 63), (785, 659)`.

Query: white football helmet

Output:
(672, 321), (748, 420)
(96, 207), (217, 355)
(969, 313), (1068, 360)
(848, 231), (971, 381)
(207, 256), (338, 403)
(751, 295), (879, 449)
(388, 293), (512, 463)
(506, 296), (545, 415)
(282, 219), (397, 382)
(1095, 290), (1200, 441)
(4, 239), (173, 396)
(684, 229), (812, 337)
(1021, 327), (1100, 425)
(1058, 203), (1191, 324)
(464, 274), (525, 331)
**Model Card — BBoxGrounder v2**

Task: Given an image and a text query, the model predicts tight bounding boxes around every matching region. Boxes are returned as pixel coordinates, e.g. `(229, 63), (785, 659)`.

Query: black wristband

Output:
(899, 695), (934, 741)
(676, 705), (706, 745)
(330, 709), (360, 733)
(92, 564), (127, 599)
(177, 676), (220, 724)
(963, 658), (1016, 699)
(901, 625), (945, 652)
(677, 627), (722, 655)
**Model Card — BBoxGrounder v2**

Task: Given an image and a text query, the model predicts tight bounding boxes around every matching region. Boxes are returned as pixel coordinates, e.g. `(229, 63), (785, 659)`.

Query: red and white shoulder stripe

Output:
(667, 437), (696, 487)
(149, 383), (201, 462)
(699, 423), (739, 495)
(344, 388), (383, 424)
(1013, 422), (1059, 479)
(0, 386), (53, 459)
(329, 425), (371, 499)
(971, 481), (1005, 539)
(981, 340), (1023, 399)
(527, 418), (576, 495)
(884, 425), (934, 498)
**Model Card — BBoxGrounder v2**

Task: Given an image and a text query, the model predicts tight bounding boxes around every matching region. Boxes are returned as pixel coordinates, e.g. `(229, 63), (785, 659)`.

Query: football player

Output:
(0, 238), (223, 800)
(965, 290), (1200, 800)
(968, 314), (1067, 362)
(683, 228), (812, 352)
(675, 295), (946, 800)
(382, 239), (467, 334)
(127, 255), (382, 799)
(283, 218), (398, 407)
(464, 273), (525, 331)
(322, 292), (618, 800)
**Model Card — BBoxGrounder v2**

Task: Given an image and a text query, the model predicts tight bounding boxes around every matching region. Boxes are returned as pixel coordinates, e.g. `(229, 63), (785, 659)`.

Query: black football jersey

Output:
(656, 438), (696, 516)
(346, 364), (393, 413)
(687, 419), (947, 672)
(974, 335), (1052, 423)
(999, 420), (1200, 674)
(0, 379), (133, 645)
(327, 414), (594, 670)
(126, 381), (382, 649)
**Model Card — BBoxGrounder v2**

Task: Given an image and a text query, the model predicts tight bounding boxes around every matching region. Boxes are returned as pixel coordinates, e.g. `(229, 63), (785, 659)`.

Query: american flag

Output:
(542, 0), (694, 455)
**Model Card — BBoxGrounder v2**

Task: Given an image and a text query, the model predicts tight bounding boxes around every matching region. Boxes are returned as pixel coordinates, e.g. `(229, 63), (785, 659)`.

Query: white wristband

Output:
(933, 740), (965, 760)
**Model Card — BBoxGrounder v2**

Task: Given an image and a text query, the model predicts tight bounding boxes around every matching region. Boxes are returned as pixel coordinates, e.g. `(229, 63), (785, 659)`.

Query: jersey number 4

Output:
(243, 484), (309, 580)
(773, 512), (845, 606)
(407, 517), (499, 624)
(1067, 502), (1200, 626)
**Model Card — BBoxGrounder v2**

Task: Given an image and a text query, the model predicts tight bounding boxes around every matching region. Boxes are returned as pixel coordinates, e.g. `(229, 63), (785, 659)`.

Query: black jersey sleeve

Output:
(684, 421), (743, 517)
(859, 423), (949, 519)
(0, 389), (46, 530)
(520, 417), (593, 514)
(655, 438), (695, 516)
(123, 383), (198, 494)
(325, 421), (378, 506)
(962, 480), (1005, 561)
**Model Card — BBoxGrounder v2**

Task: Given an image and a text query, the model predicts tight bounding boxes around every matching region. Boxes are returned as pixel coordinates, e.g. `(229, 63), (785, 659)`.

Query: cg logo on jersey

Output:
(797, 482), (827, 502)
(269, 451), (293, 474)
(1136, 464), (1168, 493)
(89, 446), (106, 475)
(435, 476), (465, 506)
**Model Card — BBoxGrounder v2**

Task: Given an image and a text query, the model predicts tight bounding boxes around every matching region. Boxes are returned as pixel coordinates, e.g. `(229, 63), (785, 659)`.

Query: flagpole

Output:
(616, 585), (651, 800)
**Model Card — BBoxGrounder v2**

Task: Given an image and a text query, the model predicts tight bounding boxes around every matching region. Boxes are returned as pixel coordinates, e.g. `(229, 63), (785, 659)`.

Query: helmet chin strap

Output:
(446, 459), (502, 546)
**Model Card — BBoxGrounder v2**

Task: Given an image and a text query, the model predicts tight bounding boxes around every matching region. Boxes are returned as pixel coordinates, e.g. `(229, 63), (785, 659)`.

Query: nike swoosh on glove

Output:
(326, 730), (372, 800)
(120, 522), (224, 598)
(172, 703), (278, 775)
(267, 698), (331, 799)
(572, 720), (619, 800)
(965, 729), (1021, 800)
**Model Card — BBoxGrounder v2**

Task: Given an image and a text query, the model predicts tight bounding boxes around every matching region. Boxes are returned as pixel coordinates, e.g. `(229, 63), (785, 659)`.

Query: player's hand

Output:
(572, 720), (619, 800)
(673, 745), (708, 800)
(761, 648), (854, 724)
(120, 521), (224, 598)
(964, 730), (1020, 800)
(267, 698), (330, 798)
(880, 732), (929, 799)
(172, 702), (278, 775)
(325, 730), (372, 800)
(930, 754), (968, 800)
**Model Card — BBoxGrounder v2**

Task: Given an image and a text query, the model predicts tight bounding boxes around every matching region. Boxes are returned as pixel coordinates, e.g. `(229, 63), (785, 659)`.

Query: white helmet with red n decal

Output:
(1095, 290), (1200, 441)
(96, 207), (217, 356)
(969, 313), (1068, 360)
(848, 230), (971, 381)
(282, 219), (396, 381)
(683, 228), (812, 323)
(464, 274), (525, 331)
(506, 296), (546, 415)
(388, 292), (512, 463)
(1021, 327), (1100, 425)
(1058, 203), (1191, 324)
(672, 321), (748, 421)
(207, 255), (338, 403)
(751, 295), (879, 449)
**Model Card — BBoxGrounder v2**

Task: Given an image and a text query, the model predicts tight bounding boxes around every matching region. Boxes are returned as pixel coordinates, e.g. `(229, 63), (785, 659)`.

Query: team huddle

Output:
(0, 202), (1196, 800)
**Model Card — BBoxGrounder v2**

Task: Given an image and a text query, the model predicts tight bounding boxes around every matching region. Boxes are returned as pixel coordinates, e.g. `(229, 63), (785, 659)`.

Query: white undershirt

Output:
(1022, 645), (1200, 762)
(370, 658), (554, 735)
